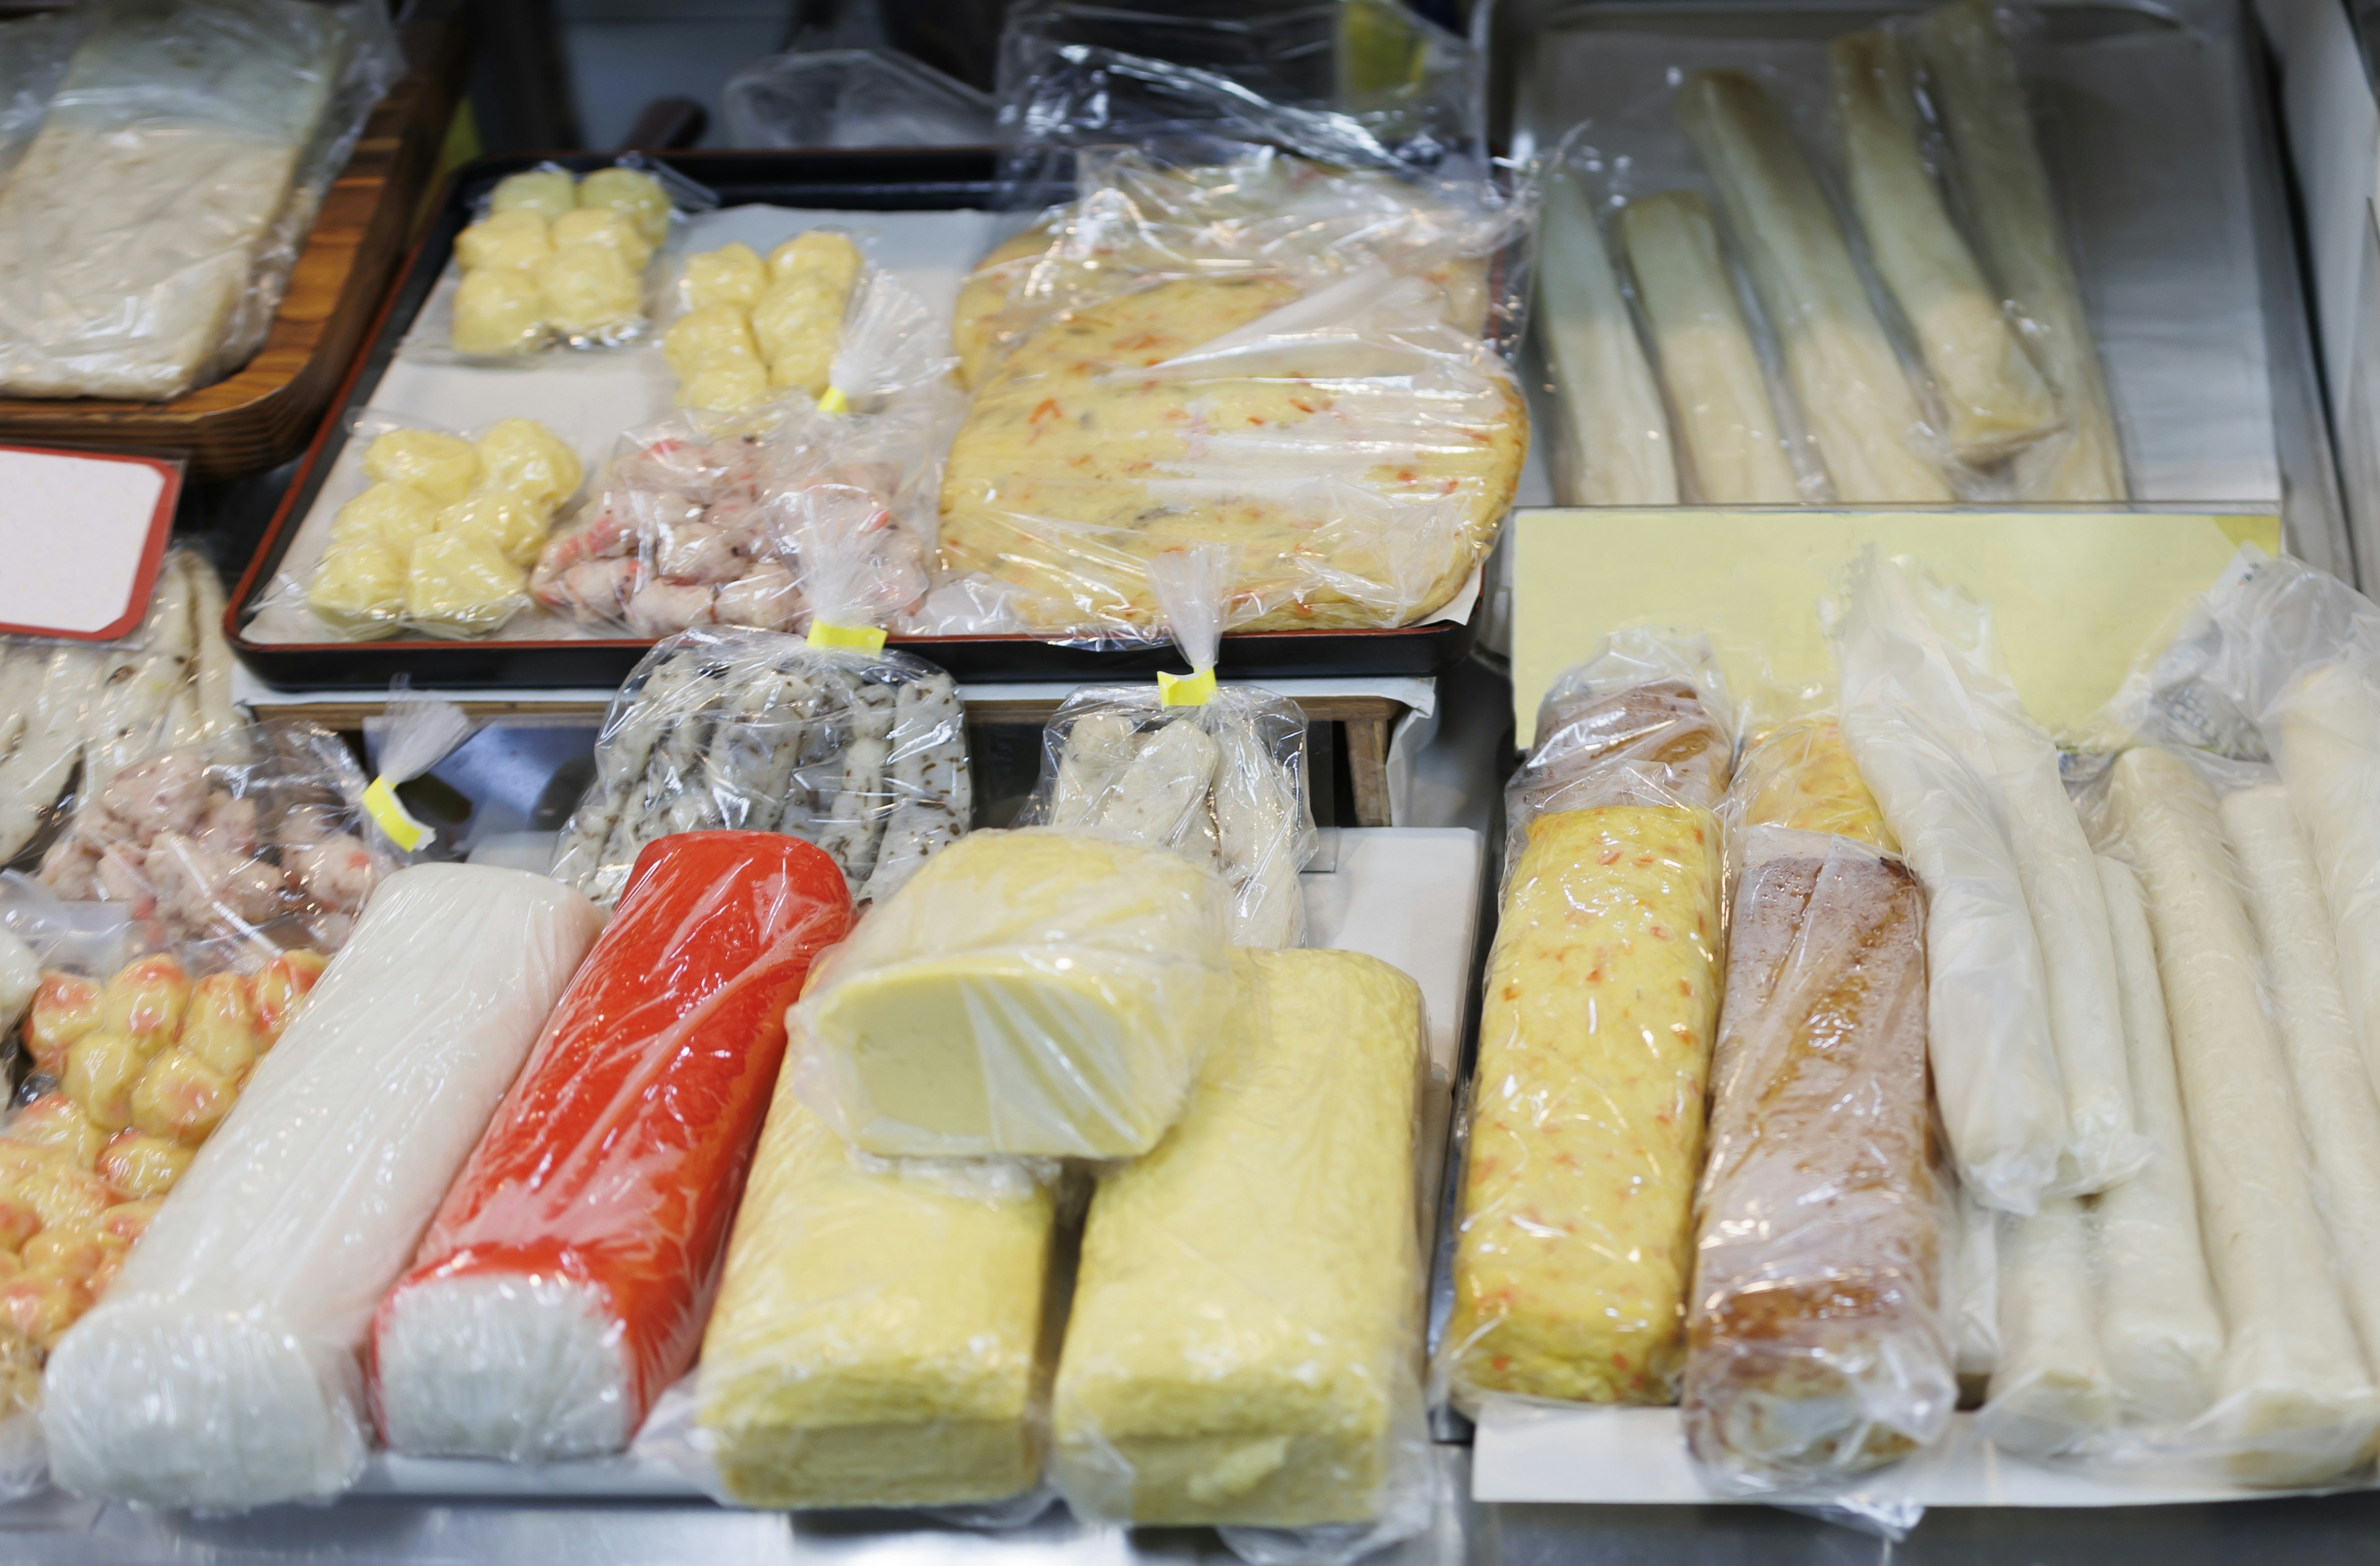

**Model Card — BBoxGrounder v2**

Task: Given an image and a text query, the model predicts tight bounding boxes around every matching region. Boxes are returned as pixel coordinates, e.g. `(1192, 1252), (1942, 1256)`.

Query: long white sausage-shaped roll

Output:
(2220, 783), (2380, 1370)
(42, 866), (604, 1510)
(1684, 721), (1952, 1495)
(1538, 161), (1679, 506)
(2265, 657), (2380, 1098)
(1618, 193), (1800, 504)
(1915, 0), (2128, 501)
(1979, 1197), (2113, 1458)
(2091, 856), (2222, 1424)
(1677, 70), (1955, 504)
(1829, 30), (2060, 465)
(2107, 749), (2379, 1484)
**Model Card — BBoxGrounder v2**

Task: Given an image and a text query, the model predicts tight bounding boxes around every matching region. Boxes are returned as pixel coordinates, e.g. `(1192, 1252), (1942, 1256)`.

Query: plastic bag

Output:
(358, 685), (474, 856)
(532, 279), (962, 637)
(1052, 949), (1431, 1565)
(674, 1093), (1061, 1510)
(723, 48), (995, 149)
(1830, 552), (2069, 1214)
(1440, 639), (1730, 1410)
(371, 832), (853, 1463)
(259, 415), (586, 642)
(34, 717), (397, 962)
(1682, 718), (1951, 1519)
(439, 156), (712, 358)
(790, 827), (1236, 1160)
(926, 22), (1530, 640)
(0, 6), (82, 179)
(40, 864), (604, 1512)
(0, 0), (401, 399)
(549, 627), (970, 909)
(0, 550), (241, 870)
(1016, 550), (1316, 948)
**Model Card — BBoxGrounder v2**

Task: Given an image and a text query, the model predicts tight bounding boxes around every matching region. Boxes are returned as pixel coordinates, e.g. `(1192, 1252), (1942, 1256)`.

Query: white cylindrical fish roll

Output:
(42, 866), (604, 1511)
(2268, 659), (2380, 1100)
(2091, 855), (2221, 1424)
(1979, 1197), (2113, 1457)
(2107, 749), (2379, 1484)
(2220, 783), (2380, 1371)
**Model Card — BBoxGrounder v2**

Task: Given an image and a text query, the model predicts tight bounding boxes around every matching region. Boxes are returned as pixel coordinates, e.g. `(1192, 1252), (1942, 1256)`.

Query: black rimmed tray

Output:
(226, 147), (1483, 692)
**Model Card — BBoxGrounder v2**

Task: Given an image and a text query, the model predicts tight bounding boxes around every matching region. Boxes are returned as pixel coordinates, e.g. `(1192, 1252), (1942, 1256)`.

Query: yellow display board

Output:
(1510, 509), (2281, 746)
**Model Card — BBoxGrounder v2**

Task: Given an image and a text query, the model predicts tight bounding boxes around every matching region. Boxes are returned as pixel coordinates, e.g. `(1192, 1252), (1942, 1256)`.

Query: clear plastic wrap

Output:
(1831, 552), (2068, 1213)
(548, 628), (970, 909)
(35, 718), (396, 961)
(2098, 746), (2380, 1485)
(788, 829), (1235, 1160)
(371, 832), (853, 1463)
(531, 283), (962, 638)
(1016, 550), (1316, 949)
(1682, 718), (1949, 1515)
(443, 157), (707, 358)
(2089, 854), (2222, 1427)
(1536, 144), (1677, 507)
(0, 0), (400, 400)
(0, 550), (242, 868)
(686, 1107), (1057, 1507)
(1441, 640), (1730, 1408)
(1052, 949), (1429, 1561)
(927, 27), (1529, 641)
(721, 48), (995, 149)
(40, 864), (604, 1511)
(1978, 1197), (2113, 1459)
(0, 7), (82, 180)
(260, 416), (586, 642)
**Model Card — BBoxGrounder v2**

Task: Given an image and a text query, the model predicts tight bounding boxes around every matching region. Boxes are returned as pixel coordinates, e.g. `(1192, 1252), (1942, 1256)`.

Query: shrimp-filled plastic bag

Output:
(40, 864), (604, 1512)
(1440, 633), (1732, 1410)
(791, 827), (1236, 1160)
(35, 718), (400, 961)
(549, 627), (969, 910)
(434, 156), (713, 359)
(1015, 550), (1316, 948)
(371, 832), (853, 1463)
(919, 22), (1530, 643)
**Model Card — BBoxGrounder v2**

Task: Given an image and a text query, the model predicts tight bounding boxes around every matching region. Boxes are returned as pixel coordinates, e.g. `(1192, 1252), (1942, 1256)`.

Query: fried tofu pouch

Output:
(695, 1101), (1055, 1508)
(1052, 949), (1426, 1528)
(1682, 719), (1952, 1496)
(1443, 672), (1730, 1406)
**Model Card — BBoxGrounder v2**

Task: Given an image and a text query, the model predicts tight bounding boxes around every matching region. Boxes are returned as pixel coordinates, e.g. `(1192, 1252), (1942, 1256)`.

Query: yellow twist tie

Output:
(816, 385), (852, 415)
(1157, 666), (1217, 707)
(363, 776), (433, 853)
(808, 620), (888, 653)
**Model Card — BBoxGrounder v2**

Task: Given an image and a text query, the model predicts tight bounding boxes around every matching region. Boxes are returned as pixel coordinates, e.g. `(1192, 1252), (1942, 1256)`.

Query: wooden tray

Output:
(0, 14), (466, 480)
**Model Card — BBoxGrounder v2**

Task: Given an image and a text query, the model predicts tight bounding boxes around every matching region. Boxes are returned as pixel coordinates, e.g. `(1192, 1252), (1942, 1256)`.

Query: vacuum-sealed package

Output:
(257, 416), (587, 641)
(921, 22), (1528, 640)
(1832, 553), (2069, 1213)
(687, 1098), (1058, 1508)
(41, 864), (602, 1512)
(1683, 718), (1951, 1507)
(550, 627), (969, 908)
(0, 0), (399, 399)
(791, 829), (1236, 1160)
(2098, 746), (2380, 1485)
(372, 833), (853, 1463)
(530, 292), (961, 639)
(1442, 638), (1730, 1408)
(36, 718), (395, 959)
(1016, 551), (1316, 949)
(440, 157), (707, 358)
(1052, 948), (1428, 1554)
(0, 551), (241, 869)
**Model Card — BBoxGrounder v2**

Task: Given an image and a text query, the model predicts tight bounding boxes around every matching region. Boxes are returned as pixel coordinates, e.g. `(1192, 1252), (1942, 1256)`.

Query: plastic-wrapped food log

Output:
(1053, 950), (1426, 1533)
(40, 865), (602, 1511)
(695, 1099), (1056, 1507)
(792, 829), (1235, 1158)
(372, 834), (853, 1462)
